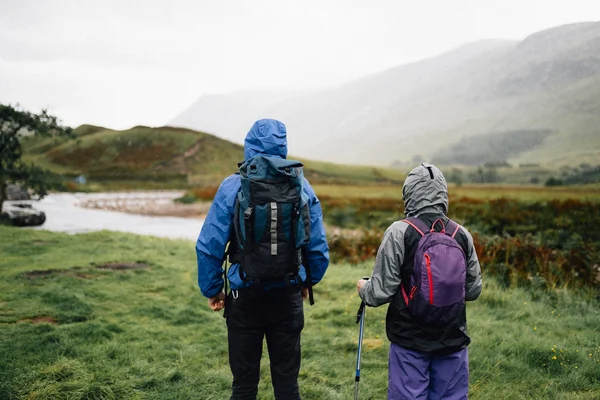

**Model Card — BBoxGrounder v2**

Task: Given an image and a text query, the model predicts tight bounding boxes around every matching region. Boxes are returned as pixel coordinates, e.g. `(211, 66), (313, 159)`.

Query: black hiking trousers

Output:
(226, 285), (304, 400)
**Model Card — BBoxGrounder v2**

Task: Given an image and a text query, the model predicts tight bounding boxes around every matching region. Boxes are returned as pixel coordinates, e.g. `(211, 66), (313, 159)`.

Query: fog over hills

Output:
(169, 22), (600, 167)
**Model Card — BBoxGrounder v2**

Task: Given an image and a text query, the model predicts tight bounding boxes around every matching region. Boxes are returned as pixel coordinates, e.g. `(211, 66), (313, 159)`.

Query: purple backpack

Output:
(401, 217), (467, 327)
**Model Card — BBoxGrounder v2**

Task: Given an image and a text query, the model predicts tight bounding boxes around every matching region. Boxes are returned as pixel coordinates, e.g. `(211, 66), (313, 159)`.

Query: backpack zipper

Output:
(424, 253), (434, 304)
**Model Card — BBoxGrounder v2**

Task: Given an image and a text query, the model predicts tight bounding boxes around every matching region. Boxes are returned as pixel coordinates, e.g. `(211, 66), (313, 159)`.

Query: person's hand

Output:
(301, 287), (309, 300)
(356, 279), (369, 293)
(208, 292), (225, 311)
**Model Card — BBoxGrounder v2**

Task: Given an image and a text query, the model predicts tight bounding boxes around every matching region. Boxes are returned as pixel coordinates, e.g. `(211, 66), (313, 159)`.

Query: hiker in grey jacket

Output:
(357, 163), (482, 400)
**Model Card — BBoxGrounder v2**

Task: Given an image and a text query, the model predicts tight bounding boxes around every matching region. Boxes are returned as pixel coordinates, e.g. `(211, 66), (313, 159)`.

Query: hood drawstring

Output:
(425, 165), (434, 179)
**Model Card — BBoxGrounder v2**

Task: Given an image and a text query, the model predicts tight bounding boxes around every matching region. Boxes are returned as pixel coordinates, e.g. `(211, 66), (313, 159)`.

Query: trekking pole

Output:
(354, 277), (369, 400)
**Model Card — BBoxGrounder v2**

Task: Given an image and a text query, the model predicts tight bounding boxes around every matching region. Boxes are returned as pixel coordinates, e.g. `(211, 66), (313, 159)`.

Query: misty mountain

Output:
(431, 130), (553, 165)
(169, 22), (600, 167)
(170, 90), (300, 144)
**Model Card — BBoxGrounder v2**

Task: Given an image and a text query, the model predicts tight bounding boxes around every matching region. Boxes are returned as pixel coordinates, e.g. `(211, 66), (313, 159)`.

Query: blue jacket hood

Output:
(244, 119), (288, 160)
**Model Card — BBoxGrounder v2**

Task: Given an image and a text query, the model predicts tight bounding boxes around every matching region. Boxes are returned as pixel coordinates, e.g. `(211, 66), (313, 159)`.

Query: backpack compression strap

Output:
(445, 219), (461, 238)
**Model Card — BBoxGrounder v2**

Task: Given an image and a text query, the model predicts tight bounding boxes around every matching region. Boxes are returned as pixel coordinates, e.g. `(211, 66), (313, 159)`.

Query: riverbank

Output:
(76, 191), (210, 219)
(29, 193), (204, 240)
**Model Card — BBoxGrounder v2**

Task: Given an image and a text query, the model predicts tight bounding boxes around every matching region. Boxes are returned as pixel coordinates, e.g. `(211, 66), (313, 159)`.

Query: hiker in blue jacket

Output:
(357, 163), (482, 400)
(196, 119), (330, 400)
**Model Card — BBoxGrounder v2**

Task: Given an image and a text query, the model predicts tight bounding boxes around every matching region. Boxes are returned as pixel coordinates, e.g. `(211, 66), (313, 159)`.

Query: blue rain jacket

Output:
(196, 119), (330, 298)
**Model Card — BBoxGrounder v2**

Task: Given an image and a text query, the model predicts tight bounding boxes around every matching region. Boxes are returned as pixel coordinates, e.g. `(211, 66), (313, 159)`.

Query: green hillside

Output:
(22, 125), (405, 188)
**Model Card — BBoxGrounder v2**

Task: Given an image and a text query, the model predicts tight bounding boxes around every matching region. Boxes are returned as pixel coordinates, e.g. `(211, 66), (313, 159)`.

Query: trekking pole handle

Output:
(356, 277), (369, 324)
(356, 302), (366, 324)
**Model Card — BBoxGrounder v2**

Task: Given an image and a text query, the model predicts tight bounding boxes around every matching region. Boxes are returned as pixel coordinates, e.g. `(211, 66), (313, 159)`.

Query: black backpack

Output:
(227, 156), (313, 303)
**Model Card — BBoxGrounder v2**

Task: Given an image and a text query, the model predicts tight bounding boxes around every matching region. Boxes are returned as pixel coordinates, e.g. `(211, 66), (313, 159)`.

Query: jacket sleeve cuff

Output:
(203, 284), (224, 299)
(359, 280), (373, 305)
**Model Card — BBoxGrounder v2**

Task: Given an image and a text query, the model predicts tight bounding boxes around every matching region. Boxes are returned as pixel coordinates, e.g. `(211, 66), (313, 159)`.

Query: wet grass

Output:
(0, 226), (598, 399)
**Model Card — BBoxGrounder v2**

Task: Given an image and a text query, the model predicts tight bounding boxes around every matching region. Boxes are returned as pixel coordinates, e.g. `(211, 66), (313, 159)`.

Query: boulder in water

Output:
(1, 202), (46, 227)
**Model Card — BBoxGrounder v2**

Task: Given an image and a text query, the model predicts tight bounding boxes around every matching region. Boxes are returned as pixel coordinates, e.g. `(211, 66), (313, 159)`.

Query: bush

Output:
(545, 177), (563, 186)
(63, 181), (80, 192)
(327, 228), (382, 264)
(174, 194), (197, 204)
(322, 196), (600, 289)
(175, 187), (219, 203)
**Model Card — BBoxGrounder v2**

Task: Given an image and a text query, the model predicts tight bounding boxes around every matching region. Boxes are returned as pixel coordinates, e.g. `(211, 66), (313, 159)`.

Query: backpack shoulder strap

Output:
(402, 217), (429, 237)
(445, 219), (461, 238)
(232, 196), (242, 248)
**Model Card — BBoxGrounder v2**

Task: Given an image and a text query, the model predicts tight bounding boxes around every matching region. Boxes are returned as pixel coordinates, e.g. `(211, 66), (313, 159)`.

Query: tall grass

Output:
(1, 227), (598, 399)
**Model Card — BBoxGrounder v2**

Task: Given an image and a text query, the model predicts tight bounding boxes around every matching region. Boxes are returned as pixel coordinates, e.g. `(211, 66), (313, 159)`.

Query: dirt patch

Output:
(362, 338), (384, 350)
(23, 266), (92, 279)
(18, 316), (58, 325)
(96, 262), (150, 270)
(23, 263), (148, 278)
(74, 273), (95, 279)
(24, 269), (61, 279)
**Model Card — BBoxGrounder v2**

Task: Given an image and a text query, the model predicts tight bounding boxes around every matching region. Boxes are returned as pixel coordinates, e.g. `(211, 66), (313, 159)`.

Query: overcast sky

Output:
(1, 0), (599, 130)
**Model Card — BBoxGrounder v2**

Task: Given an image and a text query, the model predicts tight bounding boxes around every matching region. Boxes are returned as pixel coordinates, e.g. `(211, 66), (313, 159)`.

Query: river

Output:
(28, 192), (204, 241)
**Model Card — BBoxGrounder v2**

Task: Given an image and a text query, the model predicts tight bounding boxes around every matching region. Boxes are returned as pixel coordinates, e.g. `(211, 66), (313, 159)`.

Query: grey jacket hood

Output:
(402, 163), (449, 217)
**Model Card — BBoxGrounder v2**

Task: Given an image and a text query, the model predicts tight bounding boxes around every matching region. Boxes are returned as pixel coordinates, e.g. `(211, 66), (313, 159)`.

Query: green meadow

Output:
(1, 226), (598, 399)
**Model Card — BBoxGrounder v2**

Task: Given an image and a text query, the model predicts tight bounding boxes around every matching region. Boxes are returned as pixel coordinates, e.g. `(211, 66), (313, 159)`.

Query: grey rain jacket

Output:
(359, 163), (482, 354)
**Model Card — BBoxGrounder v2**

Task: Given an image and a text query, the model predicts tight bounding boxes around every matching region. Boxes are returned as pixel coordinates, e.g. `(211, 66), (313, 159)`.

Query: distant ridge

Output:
(169, 22), (600, 167)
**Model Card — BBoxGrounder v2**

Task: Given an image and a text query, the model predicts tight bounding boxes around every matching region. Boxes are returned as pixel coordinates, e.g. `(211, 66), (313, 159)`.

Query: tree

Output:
(447, 168), (464, 186)
(469, 165), (502, 183)
(0, 104), (73, 212)
(545, 177), (564, 187)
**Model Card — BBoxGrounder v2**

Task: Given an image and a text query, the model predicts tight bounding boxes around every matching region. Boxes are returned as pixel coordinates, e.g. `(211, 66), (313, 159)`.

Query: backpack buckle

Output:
(243, 207), (253, 220)
(284, 273), (296, 286)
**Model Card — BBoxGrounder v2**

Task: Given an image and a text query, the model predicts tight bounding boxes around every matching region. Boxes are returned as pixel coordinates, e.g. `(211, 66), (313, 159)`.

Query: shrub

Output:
(175, 186), (219, 203)
(323, 196), (600, 289)
(545, 177), (563, 186)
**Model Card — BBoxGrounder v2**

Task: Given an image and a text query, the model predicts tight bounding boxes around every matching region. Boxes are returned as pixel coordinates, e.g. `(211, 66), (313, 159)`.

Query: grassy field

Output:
(1, 226), (599, 399)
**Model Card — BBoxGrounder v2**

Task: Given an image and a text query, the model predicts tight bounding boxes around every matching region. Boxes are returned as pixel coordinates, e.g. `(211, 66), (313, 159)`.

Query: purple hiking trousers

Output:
(388, 343), (469, 400)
